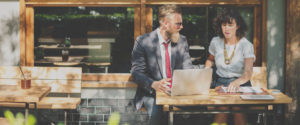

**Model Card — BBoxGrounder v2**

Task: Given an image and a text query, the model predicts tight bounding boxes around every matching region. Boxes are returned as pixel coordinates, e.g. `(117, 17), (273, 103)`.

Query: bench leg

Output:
(169, 111), (173, 125)
(64, 111), (67, 125)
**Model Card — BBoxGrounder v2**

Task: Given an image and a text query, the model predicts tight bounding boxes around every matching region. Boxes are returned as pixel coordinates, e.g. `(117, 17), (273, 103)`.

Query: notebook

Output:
(240, 95), (275, 100)
(169, 68), (213, 96)
(220, 87), (263, 93)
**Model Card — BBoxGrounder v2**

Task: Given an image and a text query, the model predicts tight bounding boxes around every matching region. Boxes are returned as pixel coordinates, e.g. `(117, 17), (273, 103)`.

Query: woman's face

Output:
(221, 19), (239, 39)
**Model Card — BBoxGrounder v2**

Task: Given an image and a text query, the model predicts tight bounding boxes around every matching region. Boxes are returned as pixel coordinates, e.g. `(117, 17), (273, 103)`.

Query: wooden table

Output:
(156, 89), (292, 125)
(0, 85), (51, 122)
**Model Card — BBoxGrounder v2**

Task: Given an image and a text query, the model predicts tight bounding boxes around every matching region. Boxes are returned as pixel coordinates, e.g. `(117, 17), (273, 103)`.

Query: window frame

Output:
(20, 0), (266, 70)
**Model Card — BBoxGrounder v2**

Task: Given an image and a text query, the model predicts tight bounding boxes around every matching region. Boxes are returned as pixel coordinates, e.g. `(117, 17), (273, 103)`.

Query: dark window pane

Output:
(34, 7), (134, 73)
(152, 6), (254, 65)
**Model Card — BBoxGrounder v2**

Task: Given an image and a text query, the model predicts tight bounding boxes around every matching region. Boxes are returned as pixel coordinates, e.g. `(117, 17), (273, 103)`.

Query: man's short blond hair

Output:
(158, 5), (182, 25)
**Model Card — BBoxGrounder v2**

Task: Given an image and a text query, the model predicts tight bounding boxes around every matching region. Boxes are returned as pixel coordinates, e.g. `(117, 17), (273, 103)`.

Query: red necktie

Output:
(163, 42), (172, 88)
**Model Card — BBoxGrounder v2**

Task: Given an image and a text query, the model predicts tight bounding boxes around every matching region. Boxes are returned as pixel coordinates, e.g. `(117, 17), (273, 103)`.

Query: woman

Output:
(205, 7), (255, 125)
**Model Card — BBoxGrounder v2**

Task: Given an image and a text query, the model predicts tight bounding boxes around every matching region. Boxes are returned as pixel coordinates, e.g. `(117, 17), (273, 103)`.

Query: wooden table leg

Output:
(169, 106), (174, 125)
(263, 105), (268, 125)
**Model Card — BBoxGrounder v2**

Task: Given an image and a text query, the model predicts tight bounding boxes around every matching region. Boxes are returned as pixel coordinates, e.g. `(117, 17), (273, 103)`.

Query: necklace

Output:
(223, 40), (237, 65)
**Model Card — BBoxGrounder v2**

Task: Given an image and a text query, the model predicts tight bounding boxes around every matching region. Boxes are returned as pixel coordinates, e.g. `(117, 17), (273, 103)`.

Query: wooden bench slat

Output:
(37, 97), (81, 109)
(82, 73), (132, 81)
(82, 82), (137, 88)
(0, 102), (26, 108)
(22, 67), (82, 80)
(31, 80), (81, 93)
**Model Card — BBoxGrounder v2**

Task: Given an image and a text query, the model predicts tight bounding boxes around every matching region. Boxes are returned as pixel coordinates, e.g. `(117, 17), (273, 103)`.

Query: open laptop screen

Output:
(171, 68), (213, 96)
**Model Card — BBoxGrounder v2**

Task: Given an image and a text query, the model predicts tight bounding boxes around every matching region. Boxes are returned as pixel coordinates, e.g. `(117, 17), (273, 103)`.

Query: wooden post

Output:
(253, 6), (262, 66)
(20, 0), (26, 66)
(140, 0), (146, 34)
(145, 7), (153, 33)
(134, 6), (141, 41)
(25, 6), (34, 66)
(285, 0), (300, 124)
(261, 0), (267, 67)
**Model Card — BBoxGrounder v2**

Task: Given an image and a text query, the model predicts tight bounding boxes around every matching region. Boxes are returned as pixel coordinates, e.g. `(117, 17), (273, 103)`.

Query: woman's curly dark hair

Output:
(213, 7), (248, 39)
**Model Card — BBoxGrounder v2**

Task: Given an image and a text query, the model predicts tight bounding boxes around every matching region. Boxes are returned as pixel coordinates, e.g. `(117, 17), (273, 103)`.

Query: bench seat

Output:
(37, 97), (81, 109)
(0, 97), (81, 109)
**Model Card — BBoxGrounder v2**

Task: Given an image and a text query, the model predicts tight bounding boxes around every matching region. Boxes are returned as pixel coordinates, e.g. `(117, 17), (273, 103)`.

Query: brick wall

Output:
(76, 88), (148, 125)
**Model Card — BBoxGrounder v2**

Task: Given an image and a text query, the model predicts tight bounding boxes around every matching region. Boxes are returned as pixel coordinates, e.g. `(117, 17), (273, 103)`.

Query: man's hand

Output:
(151, 78), (171, 94)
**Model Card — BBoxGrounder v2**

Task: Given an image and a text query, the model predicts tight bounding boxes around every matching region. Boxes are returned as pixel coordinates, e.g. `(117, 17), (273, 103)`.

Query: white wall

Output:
(0, 0), (19, 65)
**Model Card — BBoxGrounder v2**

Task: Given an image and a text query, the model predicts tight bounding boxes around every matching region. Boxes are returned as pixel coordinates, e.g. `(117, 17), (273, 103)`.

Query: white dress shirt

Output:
(157, 28), (172, 78)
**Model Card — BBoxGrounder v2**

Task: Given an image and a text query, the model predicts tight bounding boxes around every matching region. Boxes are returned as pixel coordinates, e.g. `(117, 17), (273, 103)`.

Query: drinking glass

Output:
(21, 73), (31, 89)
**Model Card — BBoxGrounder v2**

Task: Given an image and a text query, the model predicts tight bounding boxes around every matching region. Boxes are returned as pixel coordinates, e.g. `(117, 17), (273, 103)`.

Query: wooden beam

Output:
(145, 0), (261, 5)
(26, 0), (140, 7)
(20, 0), (26, 66)
(25, 7), (34, 66)
(25, 0), (261, 6)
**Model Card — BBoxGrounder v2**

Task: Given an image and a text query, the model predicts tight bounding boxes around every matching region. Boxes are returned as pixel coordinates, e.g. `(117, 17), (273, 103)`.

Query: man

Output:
(131, 5), (193, 124)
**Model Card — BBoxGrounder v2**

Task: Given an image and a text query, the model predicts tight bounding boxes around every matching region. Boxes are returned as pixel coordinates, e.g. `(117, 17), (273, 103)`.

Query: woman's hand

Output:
(226, 58), (254, 92)
(227, 81), (240, 92)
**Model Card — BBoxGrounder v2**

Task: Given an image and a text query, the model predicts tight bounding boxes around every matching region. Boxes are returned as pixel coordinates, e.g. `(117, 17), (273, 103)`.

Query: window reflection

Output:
(34, 7), (134, 73)
(152, 6), (253, 65)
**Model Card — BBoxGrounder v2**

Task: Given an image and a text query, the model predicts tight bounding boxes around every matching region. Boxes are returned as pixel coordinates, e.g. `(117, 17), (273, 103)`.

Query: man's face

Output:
(165, 13), (183, 43)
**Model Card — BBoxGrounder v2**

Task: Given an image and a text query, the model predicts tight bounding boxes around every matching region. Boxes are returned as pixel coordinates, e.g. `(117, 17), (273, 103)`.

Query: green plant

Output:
(107, 112), (129, 125)
(4, 110), (36, 125)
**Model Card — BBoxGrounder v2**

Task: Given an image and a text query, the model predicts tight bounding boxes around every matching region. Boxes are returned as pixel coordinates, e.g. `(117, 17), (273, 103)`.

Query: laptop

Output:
(169, 68), (213, 96)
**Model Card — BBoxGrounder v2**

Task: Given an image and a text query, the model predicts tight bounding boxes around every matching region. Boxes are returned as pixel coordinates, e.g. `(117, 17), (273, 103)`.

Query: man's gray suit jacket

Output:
(131, 29), (194, 110)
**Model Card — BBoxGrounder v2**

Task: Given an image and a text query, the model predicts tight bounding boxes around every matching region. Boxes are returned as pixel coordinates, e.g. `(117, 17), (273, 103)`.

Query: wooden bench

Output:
(81, 73), (135, 88)
(81, 67), (268, 113)
(0, 66), (82, 124)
